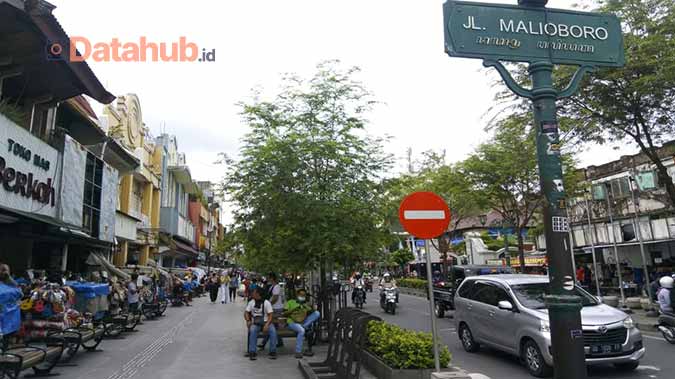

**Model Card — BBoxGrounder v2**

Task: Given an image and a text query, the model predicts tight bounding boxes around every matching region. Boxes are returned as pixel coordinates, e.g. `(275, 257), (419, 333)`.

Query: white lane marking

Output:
(403, 210), (446, 220)
(636, 365), (661, 371)
(440, 328), (455, 331)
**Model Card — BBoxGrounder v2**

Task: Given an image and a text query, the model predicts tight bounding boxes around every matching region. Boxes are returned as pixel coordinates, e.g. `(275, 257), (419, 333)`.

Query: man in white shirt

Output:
(245, 287), (277, 360)
(259, 274), (285, 350)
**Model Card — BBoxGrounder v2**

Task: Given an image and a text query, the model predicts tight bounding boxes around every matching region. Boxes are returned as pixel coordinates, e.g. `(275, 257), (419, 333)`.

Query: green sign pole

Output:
(443, 0), (625, 378)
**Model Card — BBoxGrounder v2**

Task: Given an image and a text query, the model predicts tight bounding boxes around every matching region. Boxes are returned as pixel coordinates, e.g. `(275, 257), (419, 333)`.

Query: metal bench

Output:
(0, 336), (65, 378)
(246, 317), (319, 355)
(299, 308), (380, 379)
(57, 324), (106, 362)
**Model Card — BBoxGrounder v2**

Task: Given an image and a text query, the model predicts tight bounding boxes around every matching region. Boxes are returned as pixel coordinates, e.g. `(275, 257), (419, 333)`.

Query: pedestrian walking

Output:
(229, 271), (239, 303)
(219, 270), (230, 304)
(208, 273), (219, 303)
(128, 273), (140, 314)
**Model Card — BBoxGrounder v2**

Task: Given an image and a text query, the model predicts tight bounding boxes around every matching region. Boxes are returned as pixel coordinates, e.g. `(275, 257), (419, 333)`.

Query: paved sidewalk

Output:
(47, 296), (306, 379)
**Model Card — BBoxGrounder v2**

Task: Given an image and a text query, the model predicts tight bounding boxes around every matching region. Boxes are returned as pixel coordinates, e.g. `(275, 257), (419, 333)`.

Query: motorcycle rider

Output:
(658, 276), (674, 314)
(351, 272), (366, 304)
(379, 272), (398, 304)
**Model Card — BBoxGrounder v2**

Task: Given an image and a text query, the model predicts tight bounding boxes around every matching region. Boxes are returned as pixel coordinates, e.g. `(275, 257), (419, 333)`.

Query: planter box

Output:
(361, 349), (469, 379)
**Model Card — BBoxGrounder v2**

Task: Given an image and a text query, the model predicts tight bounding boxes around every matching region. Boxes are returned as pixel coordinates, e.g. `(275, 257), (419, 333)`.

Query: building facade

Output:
(0, 0), (138, 275)
(103, 95), (162, 267)
(156, 134), (198, 268)
(556, 142), (675, 289)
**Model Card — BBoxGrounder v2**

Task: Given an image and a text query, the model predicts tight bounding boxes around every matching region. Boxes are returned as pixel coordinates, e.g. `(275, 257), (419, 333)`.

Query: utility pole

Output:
(584, 193), (602, 298)
(443, 0), (623, 376)
(628, 175), (655, 310)
(604, 182), (629, 312)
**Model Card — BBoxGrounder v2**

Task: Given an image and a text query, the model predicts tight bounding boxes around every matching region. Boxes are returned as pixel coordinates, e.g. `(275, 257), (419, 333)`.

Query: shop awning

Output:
(173, 237), (199, 258)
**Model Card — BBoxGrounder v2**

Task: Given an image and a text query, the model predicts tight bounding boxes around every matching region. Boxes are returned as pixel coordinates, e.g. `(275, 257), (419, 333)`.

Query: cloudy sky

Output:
(51, 0), (634, 221)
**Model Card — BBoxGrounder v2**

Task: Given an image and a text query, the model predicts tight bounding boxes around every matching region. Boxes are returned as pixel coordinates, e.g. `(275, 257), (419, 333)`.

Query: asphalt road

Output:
(359, 292), (672, 379)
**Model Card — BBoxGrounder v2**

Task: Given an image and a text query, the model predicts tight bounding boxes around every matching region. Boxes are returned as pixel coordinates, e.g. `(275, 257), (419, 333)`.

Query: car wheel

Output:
(614, 361), (639, 371)
(459, 324), (479, 353)
(434, 303), (445, 318)
(522, 340), (552, 378)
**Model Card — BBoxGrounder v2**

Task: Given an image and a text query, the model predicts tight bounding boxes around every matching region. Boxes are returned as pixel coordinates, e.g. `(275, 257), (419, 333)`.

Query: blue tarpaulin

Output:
(66, 281), (110, 299)
(0, 284), (22, 335)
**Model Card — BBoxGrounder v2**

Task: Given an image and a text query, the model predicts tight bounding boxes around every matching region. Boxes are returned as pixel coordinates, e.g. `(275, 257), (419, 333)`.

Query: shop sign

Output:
(443, 1), (624, 67)
(0, 115), (59, 217)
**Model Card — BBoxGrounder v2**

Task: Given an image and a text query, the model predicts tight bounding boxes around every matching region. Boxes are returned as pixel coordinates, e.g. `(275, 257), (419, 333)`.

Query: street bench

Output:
(58, 324), (106, 362)
(246, 318), (319, 355)
(0, 336), (65, 378)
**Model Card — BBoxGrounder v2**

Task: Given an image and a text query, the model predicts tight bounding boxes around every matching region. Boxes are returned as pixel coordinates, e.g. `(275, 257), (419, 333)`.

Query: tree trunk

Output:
(438, 236), (449, 279)
(517, 227), (526, 272)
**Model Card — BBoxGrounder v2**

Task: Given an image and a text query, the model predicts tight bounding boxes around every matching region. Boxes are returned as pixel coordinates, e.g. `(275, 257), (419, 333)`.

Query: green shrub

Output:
(398, 278), (428, 290)
(366, 320), (451, 369)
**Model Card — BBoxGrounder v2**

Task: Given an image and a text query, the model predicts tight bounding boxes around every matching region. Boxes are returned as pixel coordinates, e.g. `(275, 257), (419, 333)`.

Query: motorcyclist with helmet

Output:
(379, 272), (398, 303)
(351, 272), (366, 304)
(658, 276), (674, 315)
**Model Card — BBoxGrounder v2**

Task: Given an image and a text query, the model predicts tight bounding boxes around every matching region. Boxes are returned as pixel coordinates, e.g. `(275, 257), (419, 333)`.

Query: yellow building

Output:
(103, 94), (162, 266)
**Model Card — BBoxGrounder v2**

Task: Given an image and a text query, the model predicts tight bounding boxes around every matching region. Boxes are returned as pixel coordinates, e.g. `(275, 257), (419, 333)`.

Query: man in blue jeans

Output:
(245, 287), (277, 360)
(284, 289), (321, 358)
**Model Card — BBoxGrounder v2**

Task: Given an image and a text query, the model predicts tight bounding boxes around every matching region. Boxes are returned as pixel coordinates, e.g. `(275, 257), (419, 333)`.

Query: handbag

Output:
(253, 316), (265, 327)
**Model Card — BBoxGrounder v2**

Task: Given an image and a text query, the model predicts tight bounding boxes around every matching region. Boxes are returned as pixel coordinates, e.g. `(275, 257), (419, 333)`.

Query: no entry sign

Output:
(398, 192), (451, 239)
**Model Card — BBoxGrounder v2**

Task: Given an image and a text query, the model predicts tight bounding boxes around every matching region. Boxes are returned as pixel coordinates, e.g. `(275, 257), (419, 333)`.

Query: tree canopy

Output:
(222, 61), (392, 273)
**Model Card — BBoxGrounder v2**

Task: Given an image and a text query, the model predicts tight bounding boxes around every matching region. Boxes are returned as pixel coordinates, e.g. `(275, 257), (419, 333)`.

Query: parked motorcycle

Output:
(380, 287), (397, 315)
(658, 312), (675, 344)
(353, 285), (365, 309)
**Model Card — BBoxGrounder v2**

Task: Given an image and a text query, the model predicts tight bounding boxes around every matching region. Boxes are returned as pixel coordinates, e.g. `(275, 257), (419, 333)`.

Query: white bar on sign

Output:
(403, 210), (445, 220)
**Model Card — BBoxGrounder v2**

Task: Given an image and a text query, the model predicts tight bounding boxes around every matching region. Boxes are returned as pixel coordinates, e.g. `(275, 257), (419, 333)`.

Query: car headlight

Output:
(623, 317), (635, 329)
(540, 319), (551, 333)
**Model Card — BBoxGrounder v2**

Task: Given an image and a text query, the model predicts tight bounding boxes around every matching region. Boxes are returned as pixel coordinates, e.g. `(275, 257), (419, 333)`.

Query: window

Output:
(610, 177), (631, 198)
(635, 171), (657, 191)
(470, 282), (510, 307)
(82, 153), (103, 238)
(457, 280), (475, 298)
(591, 184), (606, 200)
(511, 283), (598, 310)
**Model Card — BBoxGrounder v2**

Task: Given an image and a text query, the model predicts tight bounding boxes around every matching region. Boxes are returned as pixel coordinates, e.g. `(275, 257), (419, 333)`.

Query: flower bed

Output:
(366, 321), (451, 369)
(397, 278), (428, 290)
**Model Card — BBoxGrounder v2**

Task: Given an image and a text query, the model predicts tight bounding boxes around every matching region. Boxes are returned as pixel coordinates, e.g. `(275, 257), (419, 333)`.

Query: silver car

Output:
(454, 275), (644, 377)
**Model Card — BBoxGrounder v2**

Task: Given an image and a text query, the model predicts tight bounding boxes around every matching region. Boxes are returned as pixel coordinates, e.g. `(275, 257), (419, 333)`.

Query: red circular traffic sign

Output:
(398, 192), (451, 239)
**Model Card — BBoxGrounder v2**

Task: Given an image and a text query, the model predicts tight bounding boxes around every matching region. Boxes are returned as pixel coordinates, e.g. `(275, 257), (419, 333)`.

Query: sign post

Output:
(443, 1), (624, 378)
(398, 192), (451, 373)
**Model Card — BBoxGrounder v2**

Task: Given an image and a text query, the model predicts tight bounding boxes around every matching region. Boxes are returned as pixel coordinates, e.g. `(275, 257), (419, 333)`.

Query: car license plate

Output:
(590, 344), (621, 354)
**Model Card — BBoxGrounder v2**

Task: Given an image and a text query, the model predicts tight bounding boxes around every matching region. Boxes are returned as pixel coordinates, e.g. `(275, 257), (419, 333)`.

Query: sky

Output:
(50, 0), (636, 222)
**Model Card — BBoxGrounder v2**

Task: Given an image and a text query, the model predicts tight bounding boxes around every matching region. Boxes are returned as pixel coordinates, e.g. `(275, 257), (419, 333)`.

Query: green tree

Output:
(498, 0), (675, 205)
(222, 61), (392, 278)
(462, 114), (545, 270)
(463, 114), (581, 270)
(389, 249), (415, 272)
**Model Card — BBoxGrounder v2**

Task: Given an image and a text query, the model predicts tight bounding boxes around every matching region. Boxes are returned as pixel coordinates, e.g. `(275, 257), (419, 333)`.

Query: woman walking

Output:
(228, 271), (239, 303)
(219, 270), (231, 304)
(208, 273), (219, 303)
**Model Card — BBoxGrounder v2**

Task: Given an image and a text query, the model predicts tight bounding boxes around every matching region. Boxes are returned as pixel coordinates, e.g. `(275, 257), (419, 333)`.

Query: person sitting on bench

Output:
(284, 289), (320, 359)
(245, 287), (277, 360)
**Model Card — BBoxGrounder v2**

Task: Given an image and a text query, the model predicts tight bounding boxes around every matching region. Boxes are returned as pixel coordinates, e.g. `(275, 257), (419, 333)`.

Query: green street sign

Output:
(443, 1), (624, 67)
